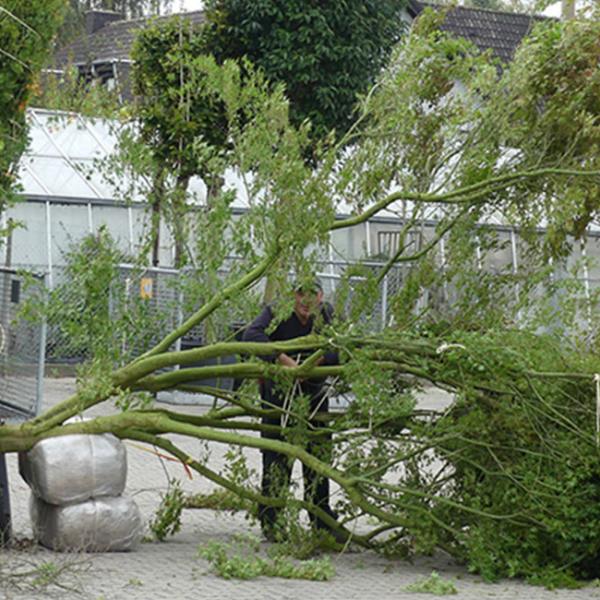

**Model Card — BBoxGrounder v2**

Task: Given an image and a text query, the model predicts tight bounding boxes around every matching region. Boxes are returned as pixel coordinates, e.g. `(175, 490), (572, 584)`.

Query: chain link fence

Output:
(42, 264), (181, 366)
(0, 267), (46, 421)
(39, 259), (442, 366)
(35, 260), (405, 402)
(317, 260), (428, 330)
(2, 252), (594, 414)
(29, 252), (599, 402)
(116, 265), (243, 400)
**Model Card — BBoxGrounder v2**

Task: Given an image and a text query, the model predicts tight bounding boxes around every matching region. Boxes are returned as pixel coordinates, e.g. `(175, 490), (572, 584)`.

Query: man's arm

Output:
(242, 305), (298, 366)
(242, 305), (273, 345)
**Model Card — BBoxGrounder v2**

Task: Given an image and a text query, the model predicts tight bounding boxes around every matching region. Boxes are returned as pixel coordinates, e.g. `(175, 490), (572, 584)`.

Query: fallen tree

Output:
(7, 8), (600, 585)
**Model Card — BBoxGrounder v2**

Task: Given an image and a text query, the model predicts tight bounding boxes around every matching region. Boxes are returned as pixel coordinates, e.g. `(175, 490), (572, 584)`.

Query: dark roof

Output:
(54, 10), (205, 66)
(408, 0), (549, 63)
(54, 3), (550, 70)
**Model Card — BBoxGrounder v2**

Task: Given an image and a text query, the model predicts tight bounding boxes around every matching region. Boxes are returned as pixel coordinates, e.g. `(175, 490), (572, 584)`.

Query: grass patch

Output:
(199, 535), (335, 581)
(406, 571), (458, 595)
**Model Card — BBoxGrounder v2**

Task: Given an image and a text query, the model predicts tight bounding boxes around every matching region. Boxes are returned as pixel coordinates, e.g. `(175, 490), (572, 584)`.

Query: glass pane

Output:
(586, 235), (600, 281)
(481, 229), (513, 273)
(50, 203), (91, 266)
(5, 202), (48, 269)
(565, 235), (583, 272)
(330, 223), (367, 261)
(131, 206), (151, 260)
(159, 218), (174, 266)
(92, 205), (132, 257)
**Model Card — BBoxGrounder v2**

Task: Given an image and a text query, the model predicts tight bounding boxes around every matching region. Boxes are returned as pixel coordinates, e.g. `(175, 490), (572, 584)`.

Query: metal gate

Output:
(0, 267), (46, 421)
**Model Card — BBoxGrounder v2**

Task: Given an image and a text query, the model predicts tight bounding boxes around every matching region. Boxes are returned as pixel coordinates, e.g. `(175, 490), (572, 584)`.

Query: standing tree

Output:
(203, 0), (406, 143)
(124, 1), (406, 267)
(129, 16), (230, 266)
(0, 1), (67, 217)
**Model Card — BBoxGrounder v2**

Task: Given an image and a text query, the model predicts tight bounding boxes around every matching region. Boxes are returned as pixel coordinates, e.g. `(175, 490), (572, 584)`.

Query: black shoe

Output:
(261, 524), (279, 543)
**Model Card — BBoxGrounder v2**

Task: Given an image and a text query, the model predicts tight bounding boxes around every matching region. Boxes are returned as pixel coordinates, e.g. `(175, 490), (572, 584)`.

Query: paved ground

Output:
(2, 378), (600, 599)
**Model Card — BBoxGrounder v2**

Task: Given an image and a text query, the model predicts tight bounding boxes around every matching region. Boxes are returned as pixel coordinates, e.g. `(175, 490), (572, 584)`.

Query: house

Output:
(53, 2), (542, 101)
(407, 0), (544, 63)
(53, 9), (205, 101)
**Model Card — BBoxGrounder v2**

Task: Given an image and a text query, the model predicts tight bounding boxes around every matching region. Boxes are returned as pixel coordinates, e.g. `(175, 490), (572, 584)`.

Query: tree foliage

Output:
(131, 17), (229, 187)
(0, 1), (67, 213)
(127, 1), (406, 264)
(30, 63), (120, 117)
(8, 9), (600, 586)
(203, 0), (407, 142)
(128, 15), (235, 266)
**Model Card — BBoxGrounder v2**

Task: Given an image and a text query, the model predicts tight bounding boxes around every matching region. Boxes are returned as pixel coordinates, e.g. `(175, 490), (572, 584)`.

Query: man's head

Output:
(293, 279), (323, 324)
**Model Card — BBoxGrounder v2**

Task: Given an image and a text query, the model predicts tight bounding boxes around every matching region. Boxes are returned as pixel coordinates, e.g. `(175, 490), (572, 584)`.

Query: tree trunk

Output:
(150, 168), (166, 267)
(562, 0), (575, 19)
(173, 174), (191, 269)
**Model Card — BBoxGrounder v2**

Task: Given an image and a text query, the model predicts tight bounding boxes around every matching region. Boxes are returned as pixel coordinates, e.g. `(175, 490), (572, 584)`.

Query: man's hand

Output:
(278, 353), (325, 385)
(277, 353), (299, 369)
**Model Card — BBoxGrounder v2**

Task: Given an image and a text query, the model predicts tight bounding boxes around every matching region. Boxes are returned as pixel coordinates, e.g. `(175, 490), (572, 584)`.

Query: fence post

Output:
(0, 263), (14, 544)
(0, 454), (11, 546)
(0, 269), (8, 380)
(381, 274), (388, 331)
(175, 277), (183, 355)
(510, 229), (522, 324)
(580, 236), (593, 331)
(35, 273), (48, 417)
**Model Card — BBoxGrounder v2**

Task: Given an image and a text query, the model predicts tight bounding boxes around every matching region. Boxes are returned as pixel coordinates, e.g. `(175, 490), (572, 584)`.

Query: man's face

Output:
(294, 289), (323, 322)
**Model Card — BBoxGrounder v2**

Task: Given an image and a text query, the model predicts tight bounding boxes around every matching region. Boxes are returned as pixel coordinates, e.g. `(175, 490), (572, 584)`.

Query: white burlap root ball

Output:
(20, 432), (142, 552)
(30, 494), (142, 552)
(19, 432), (127, 505)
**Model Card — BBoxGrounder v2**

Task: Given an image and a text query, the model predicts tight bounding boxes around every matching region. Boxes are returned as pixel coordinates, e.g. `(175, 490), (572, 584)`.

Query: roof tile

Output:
(54, 11), (205, 66)
(53, 3), (553, 78)
(411, 0), (550, 63)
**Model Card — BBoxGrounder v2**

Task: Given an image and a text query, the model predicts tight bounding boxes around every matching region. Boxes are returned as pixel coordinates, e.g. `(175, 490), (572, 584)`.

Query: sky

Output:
(543, 2), (562, 16)
(171, 0), (203, 12)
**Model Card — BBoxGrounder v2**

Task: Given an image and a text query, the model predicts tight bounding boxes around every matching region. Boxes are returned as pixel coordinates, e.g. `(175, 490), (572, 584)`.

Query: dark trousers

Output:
(259, 379), (333, 531)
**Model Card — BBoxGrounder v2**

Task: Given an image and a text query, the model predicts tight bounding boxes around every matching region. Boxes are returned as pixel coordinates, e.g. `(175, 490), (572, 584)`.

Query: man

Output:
(243, 280), (338, 540)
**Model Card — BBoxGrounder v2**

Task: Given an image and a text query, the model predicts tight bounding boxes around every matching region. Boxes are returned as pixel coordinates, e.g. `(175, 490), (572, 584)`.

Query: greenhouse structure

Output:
(5, 108), (600, 287)
(0, 106), (599, 421)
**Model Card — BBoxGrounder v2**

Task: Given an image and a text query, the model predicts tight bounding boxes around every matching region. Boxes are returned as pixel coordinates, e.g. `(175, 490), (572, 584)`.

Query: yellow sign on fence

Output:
(140, 277), (153, 299)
